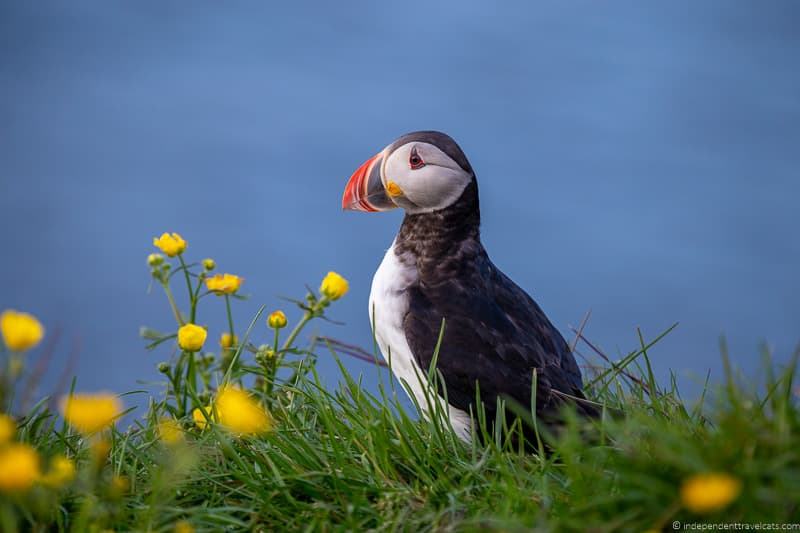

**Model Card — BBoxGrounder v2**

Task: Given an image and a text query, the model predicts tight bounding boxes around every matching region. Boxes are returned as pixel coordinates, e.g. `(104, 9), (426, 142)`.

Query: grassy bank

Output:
(1, 234), (798, 531)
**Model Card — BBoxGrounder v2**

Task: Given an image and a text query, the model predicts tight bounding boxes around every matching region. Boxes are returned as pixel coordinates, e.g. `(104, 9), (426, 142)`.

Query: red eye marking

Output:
(409, 147), (425, 170)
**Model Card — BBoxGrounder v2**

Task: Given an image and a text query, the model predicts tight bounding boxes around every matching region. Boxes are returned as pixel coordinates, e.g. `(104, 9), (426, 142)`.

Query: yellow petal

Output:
(61, 393), (123, 435)
(681, 472), (742, 514)
(0, 444), (41, 493)
(0, 309), (44, 352)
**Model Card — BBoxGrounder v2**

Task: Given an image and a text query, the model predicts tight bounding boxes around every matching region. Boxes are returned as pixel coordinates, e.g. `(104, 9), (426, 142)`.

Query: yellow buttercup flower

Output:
(1, 309), (44, 352)
(192, 405), (213, 430)
(153, 232), (187, 257)
(320, 271), (349, 301)
(40, 455), (76, 488)
(205, 273), (244, 295)
(158, 418), (184, 446)
(110, 474), (129, 498)
(174, 520), (195, 533)
(178, 323), (207, 352)
(220, 332), (238, 349)
(202, 258), (216, 271)
(267, 310), (287, 329)
(0, 414), (15, 445)
(61, 393), (123, 435)
(0, 443), (41, 493)
(681, 472), (742, 514)
(216, 386), (272, 436)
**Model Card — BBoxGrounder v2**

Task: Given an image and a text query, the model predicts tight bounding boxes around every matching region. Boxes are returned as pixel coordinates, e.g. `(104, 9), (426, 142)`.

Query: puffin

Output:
(342, 131), (596, 443)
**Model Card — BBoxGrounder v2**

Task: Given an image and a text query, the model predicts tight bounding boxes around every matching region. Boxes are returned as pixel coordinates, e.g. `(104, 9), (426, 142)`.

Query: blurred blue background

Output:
(1, 2), (798, 405)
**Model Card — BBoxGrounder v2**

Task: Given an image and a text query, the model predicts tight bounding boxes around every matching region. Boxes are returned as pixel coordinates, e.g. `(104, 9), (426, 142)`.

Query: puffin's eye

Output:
(409, 147), (425, 170)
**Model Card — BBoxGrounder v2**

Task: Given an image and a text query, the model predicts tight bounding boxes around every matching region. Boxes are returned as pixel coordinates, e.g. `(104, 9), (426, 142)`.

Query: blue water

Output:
(1, 2), (798, 407)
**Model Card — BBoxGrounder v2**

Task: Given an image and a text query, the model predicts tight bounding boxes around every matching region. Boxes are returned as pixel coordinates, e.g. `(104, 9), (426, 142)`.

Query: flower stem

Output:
(223, 295), (236, 377)
(178, 255), (197, 323)
(186, 350), (197, 409)
(162, 284), (184, 326)
(264, 328), (281, 399)
(225, 295), (235, 338)
(281, 311), (313, 353)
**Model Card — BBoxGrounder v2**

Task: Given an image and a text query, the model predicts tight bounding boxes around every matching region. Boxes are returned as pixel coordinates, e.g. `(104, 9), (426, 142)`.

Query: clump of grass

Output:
(0, 233), (798, 531)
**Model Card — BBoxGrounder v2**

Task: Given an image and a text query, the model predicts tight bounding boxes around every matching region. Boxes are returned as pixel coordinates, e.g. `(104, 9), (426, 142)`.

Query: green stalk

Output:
(225, 295), (235, 338)
(186, 350), (197, 407)
(175, 351), (187, 417)
(162, 283), (184, 326)
(281, 306), (318, 353)
(264, 328), (281, 399)
(178, 255), (197, 323)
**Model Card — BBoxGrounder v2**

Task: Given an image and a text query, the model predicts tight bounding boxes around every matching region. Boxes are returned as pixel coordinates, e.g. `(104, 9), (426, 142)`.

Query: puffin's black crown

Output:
(388, 131), (473, 175)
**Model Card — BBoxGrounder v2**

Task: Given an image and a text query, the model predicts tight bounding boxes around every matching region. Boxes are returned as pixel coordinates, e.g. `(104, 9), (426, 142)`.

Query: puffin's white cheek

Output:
(403, 167), (467, 209)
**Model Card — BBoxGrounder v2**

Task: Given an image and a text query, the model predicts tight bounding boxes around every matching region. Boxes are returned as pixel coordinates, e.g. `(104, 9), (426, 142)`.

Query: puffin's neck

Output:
(395, 179), (483, 266)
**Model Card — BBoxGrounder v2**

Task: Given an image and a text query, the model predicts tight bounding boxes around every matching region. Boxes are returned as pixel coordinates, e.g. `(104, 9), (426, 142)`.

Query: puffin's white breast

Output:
(368, 240), (472, 441)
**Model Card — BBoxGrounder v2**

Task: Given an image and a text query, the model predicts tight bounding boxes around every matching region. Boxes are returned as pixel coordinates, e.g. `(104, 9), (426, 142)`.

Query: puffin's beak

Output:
(342, 152), (395, 212)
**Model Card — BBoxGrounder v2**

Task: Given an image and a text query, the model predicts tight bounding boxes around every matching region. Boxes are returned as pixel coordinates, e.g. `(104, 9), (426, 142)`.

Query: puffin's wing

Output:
(403, 257), (589, 420)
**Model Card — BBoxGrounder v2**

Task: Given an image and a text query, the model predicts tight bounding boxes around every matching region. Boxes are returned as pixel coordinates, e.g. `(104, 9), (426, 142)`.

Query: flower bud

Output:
(157, 362), (171, 374)
(202, 258), (216, 271)
(255, 345), (275, 364)
(267, 310), (287, 329)
(220, 333), (238, 349)
(178, 324), (207, 352)
(320, 271), (349, 301)
(147, 253), (164, 267)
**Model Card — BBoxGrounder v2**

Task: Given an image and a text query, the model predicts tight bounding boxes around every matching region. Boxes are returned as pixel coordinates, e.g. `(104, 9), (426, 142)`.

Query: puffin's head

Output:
(342, 131), (474, 214)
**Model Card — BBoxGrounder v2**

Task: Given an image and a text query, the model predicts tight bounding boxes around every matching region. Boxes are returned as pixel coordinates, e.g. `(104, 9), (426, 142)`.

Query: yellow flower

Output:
(216, 386), (272, 436)
(205, 273), (244, 295)
(178, 323), (207, 352)
(40, 455), (76, 488)
(192, 405), (213, 430)
(0, 443), (41, 493)
(681, 472), (742, 514)
(1, 309), (44, 352)
(153, 232), (187, 257)
(267, 310), (287, 329)
(220, 332), (238, 349)
(202, 258), (216, 271)
(109, 474), (129, 498)
(158, 418), (184, 446)
(0, 414), (15, 445)
(174, 520), (195, 533)
(320, 271), (349, 301)
(61, 393), (123, 435)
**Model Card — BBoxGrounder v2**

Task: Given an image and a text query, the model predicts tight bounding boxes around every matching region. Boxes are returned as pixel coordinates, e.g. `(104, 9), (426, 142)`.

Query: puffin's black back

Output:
(395, 167), (596, 443)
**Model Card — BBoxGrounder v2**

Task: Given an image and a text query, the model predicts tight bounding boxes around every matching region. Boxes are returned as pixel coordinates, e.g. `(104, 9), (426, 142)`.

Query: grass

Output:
(1, 237), (799, 532)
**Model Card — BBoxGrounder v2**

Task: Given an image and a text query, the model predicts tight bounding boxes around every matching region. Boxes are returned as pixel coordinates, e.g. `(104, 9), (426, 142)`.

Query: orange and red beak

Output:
(342, 151), (396, 212)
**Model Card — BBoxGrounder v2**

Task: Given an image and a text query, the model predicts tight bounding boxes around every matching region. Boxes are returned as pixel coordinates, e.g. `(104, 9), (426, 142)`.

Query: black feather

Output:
(395, 178), (596, 439)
